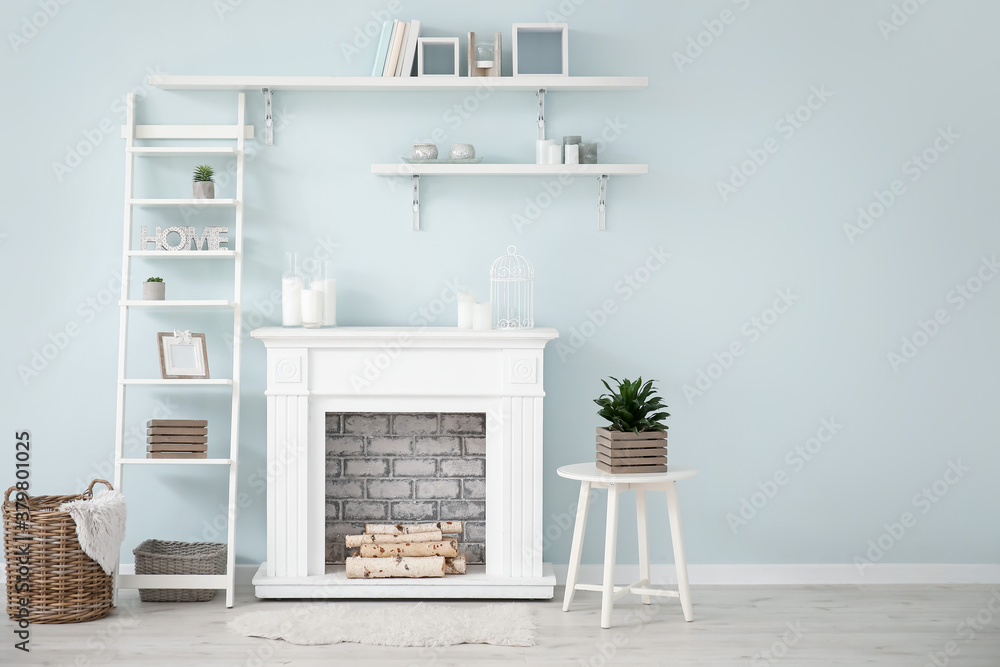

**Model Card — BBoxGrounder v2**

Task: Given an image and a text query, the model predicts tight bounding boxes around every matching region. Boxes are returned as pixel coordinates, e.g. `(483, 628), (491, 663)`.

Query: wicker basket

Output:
(133, 540), (226, 602)
(3, 479), (115, 624)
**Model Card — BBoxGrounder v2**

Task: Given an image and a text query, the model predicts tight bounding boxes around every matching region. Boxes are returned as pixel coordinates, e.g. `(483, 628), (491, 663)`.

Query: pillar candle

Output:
(579, 142), (598, 164)
(536, 139), (556, 165)
(458, 291), (475, 329)
(281, 276), (303, 326)
(564, 143), (580, 165)
(473, 302), (492, 331)
(546, 144), (563, 165)
(321, 278), (337, 326)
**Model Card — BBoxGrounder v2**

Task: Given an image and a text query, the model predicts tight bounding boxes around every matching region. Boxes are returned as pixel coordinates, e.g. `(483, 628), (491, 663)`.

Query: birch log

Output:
(364, 521), (463, 536)
(345, 556), (445, 579)
(444, 554), (467, 575)
(359, 539), (458, 558)
(345, 530), (443, 548)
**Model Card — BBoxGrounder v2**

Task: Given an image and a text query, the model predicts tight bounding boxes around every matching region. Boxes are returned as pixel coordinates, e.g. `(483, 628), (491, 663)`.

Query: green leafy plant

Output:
(145, 276), (163, 282)
(192, 165), (215, 183)
(594, 377), (669, 433)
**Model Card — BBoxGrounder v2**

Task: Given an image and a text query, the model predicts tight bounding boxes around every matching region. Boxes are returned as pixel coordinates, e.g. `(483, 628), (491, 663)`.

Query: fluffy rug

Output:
(229, 602), (535, 647)
(60, 488), (127, 575)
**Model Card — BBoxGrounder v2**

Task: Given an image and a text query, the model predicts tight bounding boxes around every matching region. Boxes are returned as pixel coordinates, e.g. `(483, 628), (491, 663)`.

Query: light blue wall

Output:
(2, 0), (998, 569)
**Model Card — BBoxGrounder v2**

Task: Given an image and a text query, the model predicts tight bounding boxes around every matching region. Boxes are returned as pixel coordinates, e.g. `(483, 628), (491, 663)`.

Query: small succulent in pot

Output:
(595, 377), (669, 432)
(143, 276), (165, 300)
(192, 165), (215, 199)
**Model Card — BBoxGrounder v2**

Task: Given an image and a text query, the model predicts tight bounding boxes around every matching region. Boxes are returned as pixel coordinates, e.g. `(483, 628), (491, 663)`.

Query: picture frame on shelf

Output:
(417, 37), (460, 77)
(512, 23), (569, 76)
(157, 330), (210, 379)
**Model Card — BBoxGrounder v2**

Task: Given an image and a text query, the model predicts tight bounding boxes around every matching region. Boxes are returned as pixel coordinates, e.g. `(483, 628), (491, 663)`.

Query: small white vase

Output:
(143, 281), (165, 300)
(193, 181), (215, 199)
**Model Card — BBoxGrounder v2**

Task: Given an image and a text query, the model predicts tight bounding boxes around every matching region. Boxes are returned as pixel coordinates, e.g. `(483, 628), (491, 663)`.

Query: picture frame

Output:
(157, 331), (210, 380)
(417, 37), (460, 77)
(512, 23), (569, 77)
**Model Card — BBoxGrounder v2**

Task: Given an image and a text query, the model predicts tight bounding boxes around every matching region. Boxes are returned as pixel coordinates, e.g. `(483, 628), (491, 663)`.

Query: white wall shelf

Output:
(149, 74), (647, 92)
(119, 379), (235, 386)
(373, 164), (647, 230)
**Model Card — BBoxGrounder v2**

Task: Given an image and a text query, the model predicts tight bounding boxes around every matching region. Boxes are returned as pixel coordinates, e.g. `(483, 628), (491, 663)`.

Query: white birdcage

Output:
(490, 245), (534, 329)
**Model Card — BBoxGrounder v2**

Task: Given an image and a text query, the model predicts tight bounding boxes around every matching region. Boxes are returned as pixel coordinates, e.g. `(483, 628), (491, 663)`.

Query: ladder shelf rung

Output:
(119, 458), (233, 466)
(120, 299), (236, 309)
(117, 573), (229, 590)
(120, 379), (234, 386)
(127, 250), (237, 259)
(129, 198), (238, 207)
(129, 147), (239, 156)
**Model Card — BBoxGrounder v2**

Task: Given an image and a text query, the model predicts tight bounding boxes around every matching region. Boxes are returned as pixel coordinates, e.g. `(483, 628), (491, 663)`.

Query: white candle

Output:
(321, 278), (337, 326)
(300, 288), (323, 328)
(457, 291), (475, 329)
(473, 302), (492, 331)
(536, 139), (556, 165)
(281, 276), (303, 326)
(546, 144), (562, 165)
(564, 143), (580, 165)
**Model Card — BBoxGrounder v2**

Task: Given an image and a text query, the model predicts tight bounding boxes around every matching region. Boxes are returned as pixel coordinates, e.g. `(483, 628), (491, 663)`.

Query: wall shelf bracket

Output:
(536, 88), (547, 140)
(598, 174), (609, 231)
(261, 87), (273, 145)
(412, 175), (421, 231)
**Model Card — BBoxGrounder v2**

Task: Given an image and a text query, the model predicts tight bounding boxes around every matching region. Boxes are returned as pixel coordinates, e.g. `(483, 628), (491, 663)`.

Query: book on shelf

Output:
(370, 21), (393, 76)
(383, 19), (406, 76)
(398, 19), (420, 77)
(392, 22), (409, 76)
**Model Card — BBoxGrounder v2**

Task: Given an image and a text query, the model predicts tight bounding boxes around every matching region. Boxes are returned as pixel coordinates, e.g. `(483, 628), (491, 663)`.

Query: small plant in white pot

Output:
(594, 377), (669, 473)
(192, 165), (215, 199)
(143, 276), (165, 300)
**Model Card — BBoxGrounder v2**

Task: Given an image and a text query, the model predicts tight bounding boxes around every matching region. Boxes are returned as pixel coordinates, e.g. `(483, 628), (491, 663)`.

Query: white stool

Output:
(558, 462), (697, 628)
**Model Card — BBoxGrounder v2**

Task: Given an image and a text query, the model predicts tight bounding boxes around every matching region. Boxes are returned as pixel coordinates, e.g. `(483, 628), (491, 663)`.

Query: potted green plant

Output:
(192, 165), (215, 199)
(594, 377), (669, 473)
(143, 276), (165, 300)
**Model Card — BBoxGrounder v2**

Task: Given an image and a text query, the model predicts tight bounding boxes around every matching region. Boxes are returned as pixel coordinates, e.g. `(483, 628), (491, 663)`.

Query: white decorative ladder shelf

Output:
(147, 75), (648, 230)
(113, 92), (250, 607)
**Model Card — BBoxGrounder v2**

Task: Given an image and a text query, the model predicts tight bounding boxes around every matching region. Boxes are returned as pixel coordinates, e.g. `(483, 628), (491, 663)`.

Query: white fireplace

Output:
(249, 326), (559, 598)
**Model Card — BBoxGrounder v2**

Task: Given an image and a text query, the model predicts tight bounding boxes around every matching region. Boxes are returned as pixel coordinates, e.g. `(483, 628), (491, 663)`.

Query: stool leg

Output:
(665, 481), (693, 621)
(601, 484), (621, 629)
(562, 481), (592, 612)
(636, 489), (651, 604)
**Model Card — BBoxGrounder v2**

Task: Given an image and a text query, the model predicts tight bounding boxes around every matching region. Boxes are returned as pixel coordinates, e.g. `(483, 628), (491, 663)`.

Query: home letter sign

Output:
(139, 226), (229, 251)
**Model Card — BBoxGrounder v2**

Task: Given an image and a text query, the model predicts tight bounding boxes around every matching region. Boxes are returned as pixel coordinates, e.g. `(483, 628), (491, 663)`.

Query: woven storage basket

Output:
(133, 540), (226, 602)
(3, 479), (115, 624)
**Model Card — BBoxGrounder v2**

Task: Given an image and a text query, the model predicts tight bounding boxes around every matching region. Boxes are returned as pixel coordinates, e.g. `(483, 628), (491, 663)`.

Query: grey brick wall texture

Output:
(326, 412), (486, 565)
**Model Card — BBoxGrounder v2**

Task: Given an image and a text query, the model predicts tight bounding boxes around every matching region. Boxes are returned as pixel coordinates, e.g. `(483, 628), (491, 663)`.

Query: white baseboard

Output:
(552, 563), (1000, 585)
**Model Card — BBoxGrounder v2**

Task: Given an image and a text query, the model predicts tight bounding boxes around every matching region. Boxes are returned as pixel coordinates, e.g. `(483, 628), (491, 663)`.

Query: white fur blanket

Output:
(60, 489), (127, 575)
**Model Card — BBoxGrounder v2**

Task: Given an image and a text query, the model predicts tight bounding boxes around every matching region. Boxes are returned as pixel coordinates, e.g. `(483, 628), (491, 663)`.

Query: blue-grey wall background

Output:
(2, 0), (997, 570)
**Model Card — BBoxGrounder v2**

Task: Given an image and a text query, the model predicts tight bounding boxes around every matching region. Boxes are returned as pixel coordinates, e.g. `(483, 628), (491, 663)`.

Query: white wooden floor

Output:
(3, 585), (999, 666)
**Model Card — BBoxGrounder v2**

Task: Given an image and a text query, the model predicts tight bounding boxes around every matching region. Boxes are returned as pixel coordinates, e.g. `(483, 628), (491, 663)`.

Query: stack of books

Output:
(146, 419), (208, 459)
(371, 19), (421, 77)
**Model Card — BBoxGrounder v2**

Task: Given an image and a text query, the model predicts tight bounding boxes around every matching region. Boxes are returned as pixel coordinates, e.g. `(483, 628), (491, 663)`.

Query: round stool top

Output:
(557, 462), (697, 484)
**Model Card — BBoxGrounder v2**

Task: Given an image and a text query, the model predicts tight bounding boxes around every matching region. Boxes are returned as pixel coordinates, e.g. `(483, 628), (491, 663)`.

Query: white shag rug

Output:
(229, 602), (535, 647)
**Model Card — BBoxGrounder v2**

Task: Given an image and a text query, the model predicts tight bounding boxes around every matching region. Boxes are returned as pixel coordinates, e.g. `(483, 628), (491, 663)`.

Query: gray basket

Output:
(133, 540), (226, 602)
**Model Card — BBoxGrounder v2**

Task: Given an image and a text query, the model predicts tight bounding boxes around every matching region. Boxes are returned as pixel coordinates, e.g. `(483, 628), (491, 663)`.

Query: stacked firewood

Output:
(344, 521), (467, 579)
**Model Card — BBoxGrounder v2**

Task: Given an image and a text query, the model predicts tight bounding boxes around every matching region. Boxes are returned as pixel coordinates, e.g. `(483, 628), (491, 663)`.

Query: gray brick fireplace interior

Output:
(325, 412), (487, 565)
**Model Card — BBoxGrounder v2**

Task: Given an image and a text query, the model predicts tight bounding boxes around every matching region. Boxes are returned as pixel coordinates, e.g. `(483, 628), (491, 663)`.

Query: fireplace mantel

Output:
(250, 326), (559, 599)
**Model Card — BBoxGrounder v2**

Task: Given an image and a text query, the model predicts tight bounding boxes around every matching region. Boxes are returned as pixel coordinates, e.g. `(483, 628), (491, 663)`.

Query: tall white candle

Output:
(546, 144), (563, 165)
(321, 279), (337, 326)
(281, 276), (303, 326)
(536, 139), (556, 165)
(457, 291), (475, 329)
(300, 288), (323, 328)
(473, 302), (492, 331)
(564, 143), (580, 165)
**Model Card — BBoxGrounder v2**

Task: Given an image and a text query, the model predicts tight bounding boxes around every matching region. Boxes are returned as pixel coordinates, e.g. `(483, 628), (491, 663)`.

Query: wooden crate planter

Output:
(595, 427), (667, 474)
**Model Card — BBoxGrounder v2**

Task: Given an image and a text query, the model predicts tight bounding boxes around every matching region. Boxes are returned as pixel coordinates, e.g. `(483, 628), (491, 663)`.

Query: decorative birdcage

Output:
(490, 245), (534, 329)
